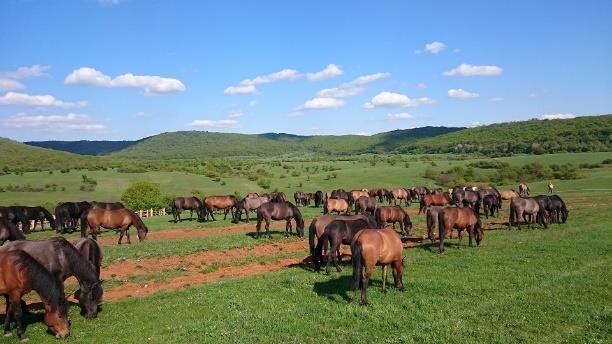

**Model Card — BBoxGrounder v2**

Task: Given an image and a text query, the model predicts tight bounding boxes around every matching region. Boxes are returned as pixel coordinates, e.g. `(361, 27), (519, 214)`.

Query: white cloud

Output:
(306, 64), (343, 81)
(471, 121), (483, 127)
(65, 67), (185, 95)
(344, 72), (390, 87)
(0, 92), (87, 108)
(300, 97), (344, 110)
(443, 63), (503, 77)
(0, 78), (24, 91)
(488, 97), (504, 102)
(386, 112), (414, 121)
(354, 132), (373, 136)
(1, 112), (105, 131)
(239, 69), (300, 86)
(188, 119), (239, 128)
(316, 86), (363, 98)
(448, 88), (480, 100)
(2, 65), (50, 79)
(227, 111), (244, 118)
(363, 91), (434, 108)
(424, 41), (446, 54)
(224, 84), (257, 95)
(540, 113), (577, 120)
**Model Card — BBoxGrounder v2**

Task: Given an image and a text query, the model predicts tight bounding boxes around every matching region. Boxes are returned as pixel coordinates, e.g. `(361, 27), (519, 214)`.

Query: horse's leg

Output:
(256, 218), (261, 239)
(125, 226), (132, 244)
(458, 229), (463, 246)
(382, 264), (388, 293)
(190, 210), (193, 221)
(361, 264), (373, 305)
(329, 240), (342, 273)
(285, 219), (290, 237)
(468, 227), (474, 247)
(3, 295), (12, 336)
(392, 260), (404, 291)
(266, 219), (271, 239)
(118, 229), (124, 245)
(9, 294), (26, 341)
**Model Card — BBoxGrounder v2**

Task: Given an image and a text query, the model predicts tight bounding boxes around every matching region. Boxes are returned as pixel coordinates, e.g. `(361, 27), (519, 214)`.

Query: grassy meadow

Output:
(0, 151), (610, 343)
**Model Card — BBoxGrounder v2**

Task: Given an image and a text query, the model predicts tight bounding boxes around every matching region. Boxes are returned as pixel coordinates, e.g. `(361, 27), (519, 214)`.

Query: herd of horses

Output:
(0, 180), (570, 339)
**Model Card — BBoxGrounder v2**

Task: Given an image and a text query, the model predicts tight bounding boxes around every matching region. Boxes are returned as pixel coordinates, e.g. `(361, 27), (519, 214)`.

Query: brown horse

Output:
(271, 192), (287, 203)
(350, 190), (369, 204)
(81, 208), (148, 244)
(324, 198), (350, 215)
(519, 183), (530, 196)
(499, 189), (520, 200)
(375, 206), (412, 235)
(0, 218), (25, 246)
(438, 207), (483, 253)
(419, 193), (451, 214)
(355, 196), (377, 215)
(203, 195), (237, 221)
(256, 202), (304, 238)
(391, 188), (410, 206)
(0, 251), (70, 340)
(308, 214), (378, 263)
(351, 228), (405, 305)
(74, 237), (103, 280)
(172, 196), (206, 222)
(426, 206), (454, 241)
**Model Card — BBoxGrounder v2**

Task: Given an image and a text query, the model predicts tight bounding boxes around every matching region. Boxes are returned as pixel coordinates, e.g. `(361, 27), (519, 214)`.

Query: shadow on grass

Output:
(313, 275), (354, 303)
(244, 230), (298, 239)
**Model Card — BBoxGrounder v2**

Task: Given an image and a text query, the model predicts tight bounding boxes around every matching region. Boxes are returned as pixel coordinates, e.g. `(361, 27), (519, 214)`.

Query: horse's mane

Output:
(131, 212), (148, 233)
(51, 237), (98, 284)
(17, 250), (65, 311)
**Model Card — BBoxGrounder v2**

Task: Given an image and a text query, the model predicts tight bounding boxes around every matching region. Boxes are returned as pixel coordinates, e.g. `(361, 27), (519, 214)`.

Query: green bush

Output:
(121, 181), (164, 210)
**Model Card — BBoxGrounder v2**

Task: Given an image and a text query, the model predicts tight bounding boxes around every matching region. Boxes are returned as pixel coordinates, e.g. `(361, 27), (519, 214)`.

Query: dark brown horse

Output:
(355, 196), (377, 215)
(204, 195), (238, 221)
(0, 251), (70, 340)
(314, 219), (371, 273)
(0, 237), (103, 319)
(0, 218), (25, 246)
(314, 191), (324, 208)
(426, 206), (454, 241)
(419, 193), (451, 214)
(234, 195), (270, 223)
(438, 207), (483, 253)
(81, 208), (148, 244)
(90, 201), (125, 210)
(271, 192), (287, 203)
(172, 196), (206, 222)
(256, 202), (304, 238)
(375, 206), (412, 235)
(74, 237), (103, 280)
(324, 198), (350, 215)
(351, 227), (405, 305)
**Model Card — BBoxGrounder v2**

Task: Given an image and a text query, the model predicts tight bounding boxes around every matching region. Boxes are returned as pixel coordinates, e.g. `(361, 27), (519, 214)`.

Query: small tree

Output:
(121, 181), (163, 210)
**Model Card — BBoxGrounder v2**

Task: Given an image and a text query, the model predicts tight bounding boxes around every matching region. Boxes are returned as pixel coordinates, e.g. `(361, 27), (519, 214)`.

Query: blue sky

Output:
(0, 0), (610, 141)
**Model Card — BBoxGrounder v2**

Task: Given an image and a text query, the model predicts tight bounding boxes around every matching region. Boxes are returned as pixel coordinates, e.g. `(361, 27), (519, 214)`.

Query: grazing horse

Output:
(499, 189), (520, 201)
(0, 251), (70, 341)
(0, 237), (103, 319)
(293, 191), (307, 207)
(452, 189), (481, 214)
(256, 202), (304, 238)
(54, 201), (91, 233)
(438, 207), (483, 253)
(324, 198), (350, 215)
(330, 189), (350, 204)
(548, 183), (555, 194)
(308, 214), (378, 265)
(204, 195), (238, 221)
(419, 193), (451, 214)
(390, 188), (410, 206)
(355, 196), (377, 215)
(0, 218), (25, 245)
(411, 186), (429, 200)
(549, 195), (569, 223)
(426, 206), (454, 241)
(519, 183), (530, 196)
(234, 195), (270, 223)
(508, 197), (548, 230)
(172, 197), (206, 222)
(314, 219), (372, 273)
(374, 206), (413, 235)
(271, 192), (287, 203)
(351, 228), (404, 305)
(0, 206), (30, 233)
(478, 188), (502, 207)
(74, 237), (103, 280)
(14, 206), (56, 232)
(81, 208), (148, 244)
(350, 190), (369, 205)
(314, 191), (324, 208)
(91, 201), (125, 210)
(482, 194), (500, 219)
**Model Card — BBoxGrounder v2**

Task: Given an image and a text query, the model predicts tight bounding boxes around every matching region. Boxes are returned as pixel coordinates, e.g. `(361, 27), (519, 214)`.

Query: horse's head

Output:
(295, 211), (305, 238)
(403, 214), (413, 235)
(43, 298), (70, 339)
(137, 221), (148, 241)
(475, 218), (484, 246)
(75, 281), (103, 318)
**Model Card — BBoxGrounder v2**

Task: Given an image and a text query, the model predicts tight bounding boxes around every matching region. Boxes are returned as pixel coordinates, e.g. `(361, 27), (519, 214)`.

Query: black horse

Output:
(314, 218), (372, 274)
(0, 237), (103, 318)
(54, 201), (91, 233)
(16, 206), (56, 232)
(91, 201), (125, 210)
(171, 197), (206, 222)
(74, 237), (103, 280)
(314, 191), (324, 208)
(0, 206), (30, 233)
(256, 202), (304, 238)
(0, 218), (25, 245)
(534, 195), (569, 224)
(482, 194), (500, 219)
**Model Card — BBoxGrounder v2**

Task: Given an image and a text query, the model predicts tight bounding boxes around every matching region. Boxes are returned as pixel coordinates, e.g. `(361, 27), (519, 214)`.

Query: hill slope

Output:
(25, 140), (137, 156)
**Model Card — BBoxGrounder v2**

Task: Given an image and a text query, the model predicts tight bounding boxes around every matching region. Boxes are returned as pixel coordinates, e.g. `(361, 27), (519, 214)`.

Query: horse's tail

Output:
(419, 197), (425, 214)
(308, 219), (317, 259)
(508, 201), (515, 228)
(314, 232), (328, 271)
(374, 207), (382, 228)
(351, 239), (363, 291)
(54, 206), (63, 233)
(80, 209), (90, 238)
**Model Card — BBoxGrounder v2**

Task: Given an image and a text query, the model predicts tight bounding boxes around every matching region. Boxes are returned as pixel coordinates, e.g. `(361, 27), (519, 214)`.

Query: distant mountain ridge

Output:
(25, 140), (137, 156)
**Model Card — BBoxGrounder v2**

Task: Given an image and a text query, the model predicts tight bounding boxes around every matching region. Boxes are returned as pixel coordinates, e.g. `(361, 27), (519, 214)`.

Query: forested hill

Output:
(25, 140), (137, 156)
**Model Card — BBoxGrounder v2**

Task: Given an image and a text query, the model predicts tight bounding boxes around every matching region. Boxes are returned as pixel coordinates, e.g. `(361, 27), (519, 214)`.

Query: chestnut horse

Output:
(499, 189), (520, 200)
(375, 206), (413, 235)
(81, 208), (148, 244)
(350, 190), (369, 204)
(74, 237), (103, 280)
(351, 228), (405, 305)
(314, 218), (372, 273)
(438, 207), (483, 253)
(204, 195), (238, 221)
(324, 198), (350, 215)
(256, 202), (304, 238)
(419, 193), (451, 214)
(172, 196), (206, 222)
(0, 251), (70, 340)
(0, 218), (25, 246)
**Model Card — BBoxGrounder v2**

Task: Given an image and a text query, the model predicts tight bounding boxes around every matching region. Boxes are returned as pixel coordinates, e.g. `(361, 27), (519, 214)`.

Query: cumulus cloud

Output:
(344, 72), (390, 87)
(306, 64), (343, 81)
(540, 113), (577, 120)
(239, 69), (300, 86)
(1, 113), (104, 131)
(2, 65), (50, 79)
(0, 79), (24, 91)
(0, 92), (87, 108)
(424, 41), (446, 54)
(363, 91), (434, 108)
(301, 97), (344, 110)
(488, 97), (504, 102)
(448, 88), (480, 100)
(224, 84), (257, 95)
(65, 67), (185, 95)
(188, 119), (239, 128)
(316, 86), (363, 98)
(386, 112), (414, 121)
(443, 63), (503, 77)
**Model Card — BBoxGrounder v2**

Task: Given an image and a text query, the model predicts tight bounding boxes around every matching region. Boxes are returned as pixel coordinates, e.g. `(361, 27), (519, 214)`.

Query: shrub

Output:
(121, 181), (164, 210)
